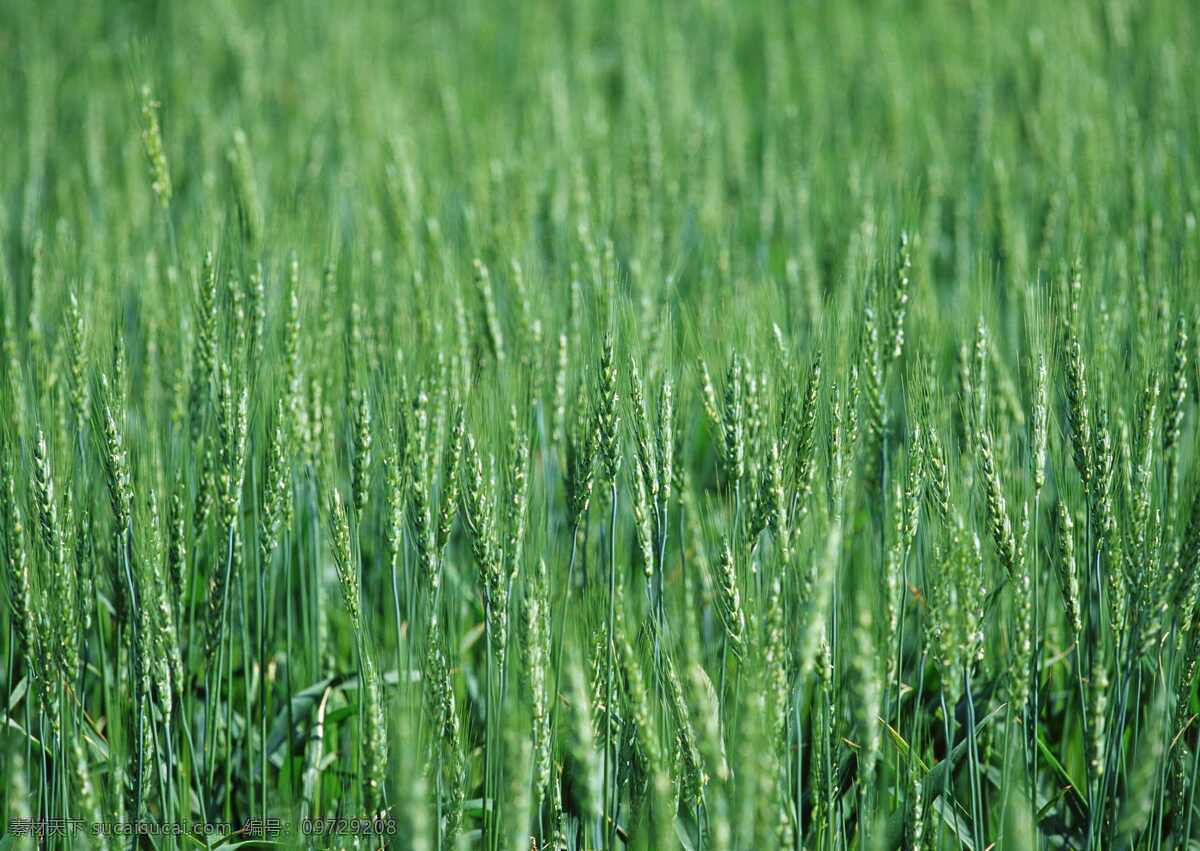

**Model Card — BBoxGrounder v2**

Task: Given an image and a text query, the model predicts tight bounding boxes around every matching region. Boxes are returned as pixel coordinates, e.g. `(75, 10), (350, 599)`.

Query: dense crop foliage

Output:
(3, 0), (1200, 847)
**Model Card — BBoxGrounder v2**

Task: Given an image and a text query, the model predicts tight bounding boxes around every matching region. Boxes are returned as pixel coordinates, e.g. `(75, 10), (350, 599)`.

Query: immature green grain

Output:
(436, 407), (464, 554)
(189, 251), (219, 441)
(700, 357), (722, 434)
(99, 391), (149, 822)
(229, 286), (250, 370)
(587, 621), (612, 753)
(766, 440), (790, 560)
(65, 291), (88, 433)
(283, 252), (304, 434)
(908, 768), (926, 849)
(130, 561), (162, 748)
(993, 347), (1027, 431)
(346, 390), (370, 517)
(633, 473), (655, 577)
(1165, 314), (1189, 459)
(72, 503), (95, 641)
(690, 661), (729, 784)
(620, 630), (673, 848)
(13, 11), (1200, 848)
(192, 442), (216, 536)
(1063, 267), (1092, 495)
(474, 259), (505, 365)
(810, 639), (834, 835)
(1177, 487), (1200, 649)
(1056, 503), (1083, 637)
(887, 231), (912, 364)
(49, 491), (80, 682)
(140, 84), (172, 208)
(619, 635), (658, 771)
(206, 364), (248, 647)
(32, 430), (65, 573)
(925, 518), (981, 703)
(1093, 406), (1117, 541)
(979, 431), (1018, 578)
(318, 258), (338, 360)
(962, 525), (986, 659)
(629, 360), (660, 512)
(247, 262), (265, 363)
(1136, 503), (1169, 638)
(504, 417), (530, 581)
(712, 540), (746, 659)
(596, 332), (622, 487)
(656, 377), (674, 512)
(924, 429), (952, 523)
(424, 619), (465, 845)
(1134, 377), (1160, 543)
(512, 259), (539, 370)
(862, 303), (885, 448)
(260, 400), (289, 565)
(883, 481), (904, 680)
(32, 430), (72, 689)
(464, 432), (505, 644)
(552, 333), (569, 448)
(565, 648), (603, 826)
(799, 522), (842, 685)
(328, 490), (359, 628)
(665, 652), (706, 807)
(521, 558), (552, 807)
(362, 652), (388, 817)
(564, 404), (597, 526)
(972, 317), (990, 429)
(1008, 517), (1034, 709)
(792, 353), (822, 515)
(100, 379), (135, 633)
(708, 355), (748, 489)
(307, 370), (333, 474)
(1088, 649), (1108, 779)
(99, 374), (132, 528)
(846, 364), (863, 469)
(408, 390), (437, 591)
(763, 575), (788, 740)
(25, 232), (44, 361)
(1, 441), (36, 668)
(744, 361), (766, 463)
(452, 289), (472, 394)
(146, 490), (179, 717)
(1032, 354), (1049, 496)
(71, 735), (103, 836)
(167, 471), (187, 600)
(901, 428), (924, 552)
(852, 602), (882, 786)
(228, 128), (262, 245)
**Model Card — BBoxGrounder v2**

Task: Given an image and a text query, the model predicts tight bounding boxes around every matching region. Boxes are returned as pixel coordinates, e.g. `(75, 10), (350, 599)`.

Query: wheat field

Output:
(2, 0), (1200, 848)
